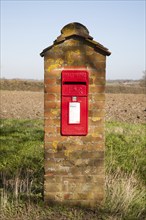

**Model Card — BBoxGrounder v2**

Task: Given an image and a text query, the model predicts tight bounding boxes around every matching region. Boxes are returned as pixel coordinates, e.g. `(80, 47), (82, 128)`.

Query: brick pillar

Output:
(41, 22), (111, 207)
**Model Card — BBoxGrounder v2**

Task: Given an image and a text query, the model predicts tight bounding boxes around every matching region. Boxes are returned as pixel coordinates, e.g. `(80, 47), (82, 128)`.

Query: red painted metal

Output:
(61, 69), (88, 136)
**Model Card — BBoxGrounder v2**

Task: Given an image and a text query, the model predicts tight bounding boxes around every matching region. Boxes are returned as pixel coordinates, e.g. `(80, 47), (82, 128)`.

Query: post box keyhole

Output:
(72, 96), (77, 101)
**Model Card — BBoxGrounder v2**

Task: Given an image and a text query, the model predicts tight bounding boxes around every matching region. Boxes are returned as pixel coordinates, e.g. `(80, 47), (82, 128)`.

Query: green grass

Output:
(0, 119), (44, 201)
(0, 119), (146, 219)
(105, 122), (146, 184)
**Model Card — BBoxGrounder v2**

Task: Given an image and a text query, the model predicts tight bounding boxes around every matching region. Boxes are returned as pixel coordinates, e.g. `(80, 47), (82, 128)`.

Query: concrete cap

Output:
(55, 22), (93, 43)
(40, 22), (111, 57)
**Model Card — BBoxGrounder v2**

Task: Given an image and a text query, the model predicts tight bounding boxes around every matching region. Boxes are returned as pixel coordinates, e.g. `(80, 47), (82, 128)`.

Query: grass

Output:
(0, 119), (44, 204)
(0, 119), (146, 219)
(105, 122), (146, 184)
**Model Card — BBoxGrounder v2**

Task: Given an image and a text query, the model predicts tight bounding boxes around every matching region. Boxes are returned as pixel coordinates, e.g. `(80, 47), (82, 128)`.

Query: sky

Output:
(1, 0), (145, 80)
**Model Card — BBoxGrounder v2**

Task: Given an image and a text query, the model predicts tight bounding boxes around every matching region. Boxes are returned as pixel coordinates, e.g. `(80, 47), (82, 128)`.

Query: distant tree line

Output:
(140, 70), (146, 87)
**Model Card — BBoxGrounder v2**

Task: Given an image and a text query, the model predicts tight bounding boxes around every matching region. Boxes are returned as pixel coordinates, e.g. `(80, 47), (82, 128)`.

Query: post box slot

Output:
(63, 82), (86, 85)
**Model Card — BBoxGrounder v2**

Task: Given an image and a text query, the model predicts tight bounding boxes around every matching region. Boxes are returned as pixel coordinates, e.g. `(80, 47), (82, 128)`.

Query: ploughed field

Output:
(0, 90), (145, 123)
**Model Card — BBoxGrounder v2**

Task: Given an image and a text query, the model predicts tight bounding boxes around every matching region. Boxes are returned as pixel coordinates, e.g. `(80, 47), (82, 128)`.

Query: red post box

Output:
(61, 69), (88, 136)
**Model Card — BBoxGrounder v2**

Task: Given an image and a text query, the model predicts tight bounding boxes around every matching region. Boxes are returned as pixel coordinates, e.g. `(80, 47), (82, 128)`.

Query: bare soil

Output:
(0, 91), (145, 123)
(106, 94), (146, 123)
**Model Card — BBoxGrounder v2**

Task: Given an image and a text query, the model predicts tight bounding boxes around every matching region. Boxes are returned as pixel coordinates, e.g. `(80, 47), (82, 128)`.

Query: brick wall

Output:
(43, 38), (106, 207)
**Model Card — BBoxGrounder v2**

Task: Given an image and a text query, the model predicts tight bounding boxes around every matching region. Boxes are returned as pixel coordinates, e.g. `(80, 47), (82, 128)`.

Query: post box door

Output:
(61, 70), (88, 136)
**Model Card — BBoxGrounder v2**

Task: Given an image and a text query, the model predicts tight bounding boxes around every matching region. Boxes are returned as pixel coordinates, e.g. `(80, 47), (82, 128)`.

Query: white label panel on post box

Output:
(69, 102), (80, 124)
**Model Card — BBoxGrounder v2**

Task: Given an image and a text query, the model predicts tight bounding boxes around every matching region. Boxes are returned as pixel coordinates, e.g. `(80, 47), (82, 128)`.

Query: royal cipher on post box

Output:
(61, 69), (88, 136)
(40, 22), (111, 207)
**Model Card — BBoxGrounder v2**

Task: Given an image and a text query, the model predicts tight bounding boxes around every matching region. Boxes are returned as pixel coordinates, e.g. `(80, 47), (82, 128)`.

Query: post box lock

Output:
(72, 96), (77, 101)
(61, 69), (88, 135)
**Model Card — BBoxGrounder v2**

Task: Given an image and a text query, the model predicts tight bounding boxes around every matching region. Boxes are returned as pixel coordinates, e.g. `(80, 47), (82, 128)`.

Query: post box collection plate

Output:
(61, 69), (88, 136)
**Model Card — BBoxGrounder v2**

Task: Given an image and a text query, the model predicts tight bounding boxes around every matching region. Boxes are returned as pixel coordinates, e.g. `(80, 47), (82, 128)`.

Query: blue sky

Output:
(1, 0), (145, 80)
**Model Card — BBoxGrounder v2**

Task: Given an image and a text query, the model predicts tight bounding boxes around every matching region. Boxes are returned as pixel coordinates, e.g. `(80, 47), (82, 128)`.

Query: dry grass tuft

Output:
(105, 171), (146, 219)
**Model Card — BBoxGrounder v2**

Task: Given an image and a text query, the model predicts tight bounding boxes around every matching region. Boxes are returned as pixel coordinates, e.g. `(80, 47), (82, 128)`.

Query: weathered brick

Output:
(44, 109), (60, 118)
(44, 126), (57, 135)
(81, 135), (103, 143)
(44, 135), (58, 143)
(45, 152), (66, 159)
(94, 77), (105, 85)
(45, 164), (70, 176)
(93, 126), (104, 133)
(55, 192), (64, 201)
(88, 68), (106, 78)
(44, 158), (56, 167)
(45, 85), (60, 93)
(44, 118), (60, 126)
(44, 70), (61, 79)
(93, 93), (105, 101)
(44, 93), (56, 101)
(56, 94), (61, 100)
(89, 85), (105, 93)
(89, 110), (105, 117)
(56, 78), (61, 85)
(88, 117), (104, 125)
(45, 78), (56, 85)
(83, 142), (104, 151)
(89, 103), (105, 110)
(82, 164), (104, 175)
(69, 166), (83, 176)
(88, 53), (106, 62)
(44, 192), (55, 201)
(44, 139), (67, 150)
(57, 127), (61, 133)
(44, 101), (60, 109)
(89, 78), (94, 85)
(45, 176), (62, 184)
(64, 193), (73, 200)
(44, 182), (62, 192)
(69, 150), (104, 160)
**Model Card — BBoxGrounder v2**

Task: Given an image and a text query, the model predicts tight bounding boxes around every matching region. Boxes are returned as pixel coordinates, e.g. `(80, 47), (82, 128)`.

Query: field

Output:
(0, 79), (146, 219)
(0, 91), (145, 124)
